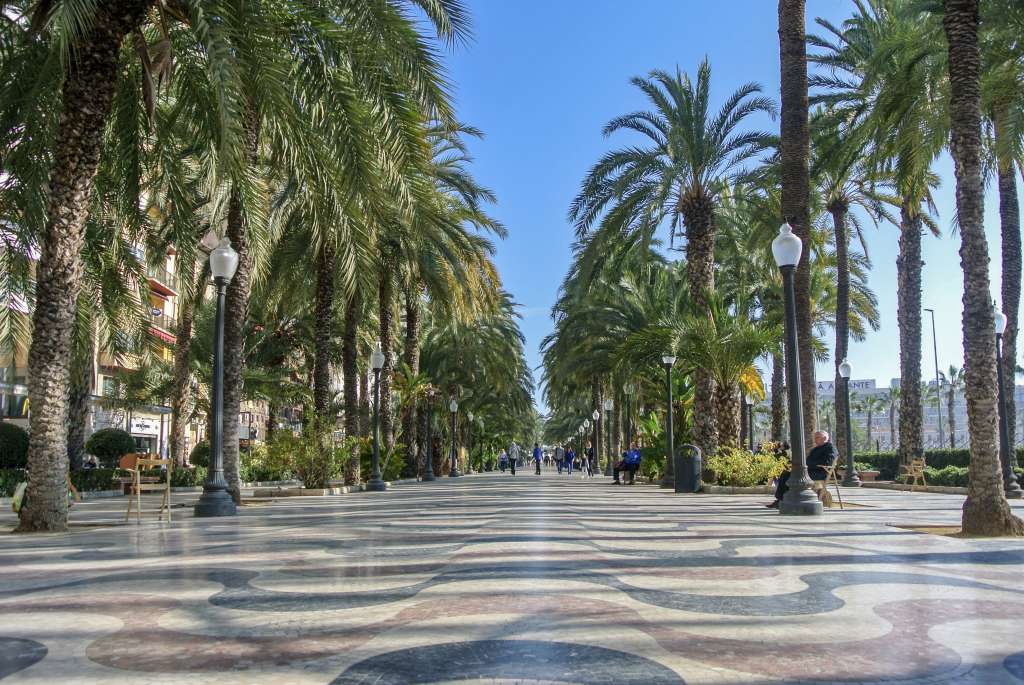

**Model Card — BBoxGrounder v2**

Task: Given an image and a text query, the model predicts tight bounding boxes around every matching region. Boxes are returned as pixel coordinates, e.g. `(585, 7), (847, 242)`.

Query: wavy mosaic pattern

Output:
(1, 474), (1023, 684)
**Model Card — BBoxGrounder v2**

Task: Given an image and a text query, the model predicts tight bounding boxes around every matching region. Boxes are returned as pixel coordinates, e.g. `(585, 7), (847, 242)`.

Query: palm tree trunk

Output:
(67, 352), (93, 471)
(943, 0), (1024, 535)
(778, 0), (817, 450)
(378, 256), (395, 453)
(342, 291), (362, 485)
(896, 202), (924, 467)
(401, 287), (421, 477)
(831, 203), (851, 464)
(889, 402), (897, 450)
(17, 0), (151, 532)
(866, 410), (873, 448)
(222, 104), (260, 505)
(680, 200), (718, 456)
(170, 266), (199, 466)
(996, 113), (1021, 449)
(714, 383), (740, 449)
(313, 244), (336, 421)
(771, 351), (785, 442)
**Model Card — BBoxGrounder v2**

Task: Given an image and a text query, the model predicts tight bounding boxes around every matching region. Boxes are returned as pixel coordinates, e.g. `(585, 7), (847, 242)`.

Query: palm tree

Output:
(882, 386), (900, 450)
(981, 0), (1024, 448)
(569, 60), (774, 456)
(818, 399), (835, 436)
(811, 1), (946, 467)
(940, 365), (965, 448)
(778, 0), (819, 450)
(942, 0), (1024, 535)
(853, 394), (886, 452)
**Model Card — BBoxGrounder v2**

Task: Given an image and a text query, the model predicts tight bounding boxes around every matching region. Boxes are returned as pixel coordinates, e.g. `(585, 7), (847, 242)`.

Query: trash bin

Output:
(674, 444), (702, 493)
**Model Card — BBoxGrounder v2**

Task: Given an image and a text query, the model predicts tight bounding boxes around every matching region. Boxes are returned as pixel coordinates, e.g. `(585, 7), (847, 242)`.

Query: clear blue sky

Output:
(443, 1), (1018, 409)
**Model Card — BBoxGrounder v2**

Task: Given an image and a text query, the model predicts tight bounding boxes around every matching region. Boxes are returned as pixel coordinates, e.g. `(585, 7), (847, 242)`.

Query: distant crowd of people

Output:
(495, 440), (643, 484)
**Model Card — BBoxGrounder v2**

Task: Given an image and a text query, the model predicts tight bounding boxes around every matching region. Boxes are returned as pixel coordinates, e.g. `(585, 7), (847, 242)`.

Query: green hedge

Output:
(854, 448), (1024, 481)
(86, 428), (136, 466)
(0, 466), (210, 497)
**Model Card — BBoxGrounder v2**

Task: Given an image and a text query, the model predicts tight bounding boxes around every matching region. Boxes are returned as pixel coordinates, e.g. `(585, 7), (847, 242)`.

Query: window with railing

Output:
(147, 264), (178, 290)
(149, 309), (177, 332)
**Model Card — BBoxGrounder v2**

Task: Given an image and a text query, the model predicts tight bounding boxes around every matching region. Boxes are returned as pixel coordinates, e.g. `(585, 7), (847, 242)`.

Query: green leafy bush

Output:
(0, 423), (29, 469)
(705, 446), (788, 487)
(69, 468), (121, 492)
(85, 428), (135, 466)
(854, 448), (1024, 480)
(854, 461), (876, 473)
(189, 441), (210, 468)
(924, 465), (969, 487)
(266, 425), (351, 488)
(241, 443), (293, 483)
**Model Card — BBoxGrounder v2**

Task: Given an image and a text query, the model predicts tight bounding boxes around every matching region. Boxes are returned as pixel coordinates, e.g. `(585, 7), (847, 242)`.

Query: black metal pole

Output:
(996, 332), (1022, 498)
(367, 369), (386, 491)
(606, 408), (612, 478)
(749, 403), (755, 452)
(841, 376), (860, 486)
(779, 265), (822, 515)
(661, 363), (674, 488)
(423, 399), (435, 481)
(449, 408), (460, 477)
(195, 278), (237, 517)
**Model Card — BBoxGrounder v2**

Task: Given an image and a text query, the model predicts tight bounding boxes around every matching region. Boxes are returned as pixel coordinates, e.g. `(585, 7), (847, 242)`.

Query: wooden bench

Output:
(120, 453), (172, 523)
(897, 457), (928, 492)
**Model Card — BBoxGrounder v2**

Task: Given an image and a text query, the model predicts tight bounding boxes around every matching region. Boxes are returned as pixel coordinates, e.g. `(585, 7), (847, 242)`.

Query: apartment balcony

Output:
(147, 264), (178, 296)
(148, 310), (177, 345)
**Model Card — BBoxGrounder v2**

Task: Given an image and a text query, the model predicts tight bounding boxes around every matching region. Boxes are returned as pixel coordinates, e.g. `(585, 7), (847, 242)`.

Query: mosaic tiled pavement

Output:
(2, 473), (1024, 684)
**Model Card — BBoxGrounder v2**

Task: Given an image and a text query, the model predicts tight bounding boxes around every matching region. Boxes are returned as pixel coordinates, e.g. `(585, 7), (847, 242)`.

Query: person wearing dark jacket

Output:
(766, 431), (837, 508)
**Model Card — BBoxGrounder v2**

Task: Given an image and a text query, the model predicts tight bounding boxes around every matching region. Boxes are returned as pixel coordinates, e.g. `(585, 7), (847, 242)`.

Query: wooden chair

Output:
(898, 457), (928, 492)
(124, 454), (172, 523)
(813, 461), (844, 509)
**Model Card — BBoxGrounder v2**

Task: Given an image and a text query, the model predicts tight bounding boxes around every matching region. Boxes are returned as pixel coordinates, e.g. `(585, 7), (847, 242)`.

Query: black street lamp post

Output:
(838, 359), (861, 487)
(661, 354), (676, 488)
(195, 238), (239, 518)
(994, 303), (1023, 498)
(603, 398), (613, 478)
(592, 408), (600, 474)
(449, 398), (461, 477)
(367, 343), (387, 491)
(467, 411), (474, 474)
(423, 389), (436, 481)
(772, 222), (822, 515)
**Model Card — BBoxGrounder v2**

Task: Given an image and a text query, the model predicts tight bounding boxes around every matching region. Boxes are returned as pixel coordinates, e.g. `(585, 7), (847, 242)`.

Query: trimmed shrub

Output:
(241, 444), (292, 483)
(189, 441), (210, 468)
(925, 466), (969, 487)
(86, 428), (136, 466)
(705, 447), (788, 487)
(855, 448), (1024, 481)
(69, 468), (120, 492)
(0, 423), (29, 469)
(140, 466), (207, 487)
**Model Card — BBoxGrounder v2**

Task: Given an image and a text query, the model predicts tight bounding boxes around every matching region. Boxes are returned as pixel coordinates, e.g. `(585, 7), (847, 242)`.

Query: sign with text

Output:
(816, 379), (877, 393)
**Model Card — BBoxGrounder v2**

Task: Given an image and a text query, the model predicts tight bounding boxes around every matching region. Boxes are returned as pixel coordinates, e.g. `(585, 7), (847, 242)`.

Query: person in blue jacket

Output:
(613, 442), (642, 484)
(564, 446), (575, 475)
(532, 443), (543, 474)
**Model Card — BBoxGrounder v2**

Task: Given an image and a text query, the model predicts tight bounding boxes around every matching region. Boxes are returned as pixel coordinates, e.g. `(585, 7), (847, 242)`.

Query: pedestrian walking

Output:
(508, 441), (520, 475)
(584, 441), (595, 477)
(498, 448), (508, 473)
(554, 444), (565, 474)
(565, 446), (575, 476)
(533, 443), (543, 475)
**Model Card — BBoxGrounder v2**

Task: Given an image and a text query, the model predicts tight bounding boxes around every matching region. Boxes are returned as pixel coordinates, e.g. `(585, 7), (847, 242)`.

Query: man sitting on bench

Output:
(766, 430), (837, 508)
(613, 442), (642, 485)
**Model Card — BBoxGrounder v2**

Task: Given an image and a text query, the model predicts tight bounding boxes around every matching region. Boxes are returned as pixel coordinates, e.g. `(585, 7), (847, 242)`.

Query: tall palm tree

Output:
(981, 0), (1024, 448)
(569, 59), (774, 457)
(883, 386), (900, 450)
(778, 0), (818, 450)
(940, 365), (965, 448)
(811, 0), (946, 467)
(942, 0), (1023, 535)
(854, 394), (886, 452)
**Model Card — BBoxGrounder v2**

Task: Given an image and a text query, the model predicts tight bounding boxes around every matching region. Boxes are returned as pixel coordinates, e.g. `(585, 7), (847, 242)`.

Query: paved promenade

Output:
(1, 472), (1023, 684)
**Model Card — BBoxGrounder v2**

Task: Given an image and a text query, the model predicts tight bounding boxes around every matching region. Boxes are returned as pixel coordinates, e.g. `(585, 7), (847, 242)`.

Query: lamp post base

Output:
(841, 473), (862, 487)
(780, 486), (823, 515)
(449, 469), (462, 478)
(1005, 482), (1023, 499)
(365, 478), (388, 492)
(422, 472), (436, 482)
(194, 488), (237, 517)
